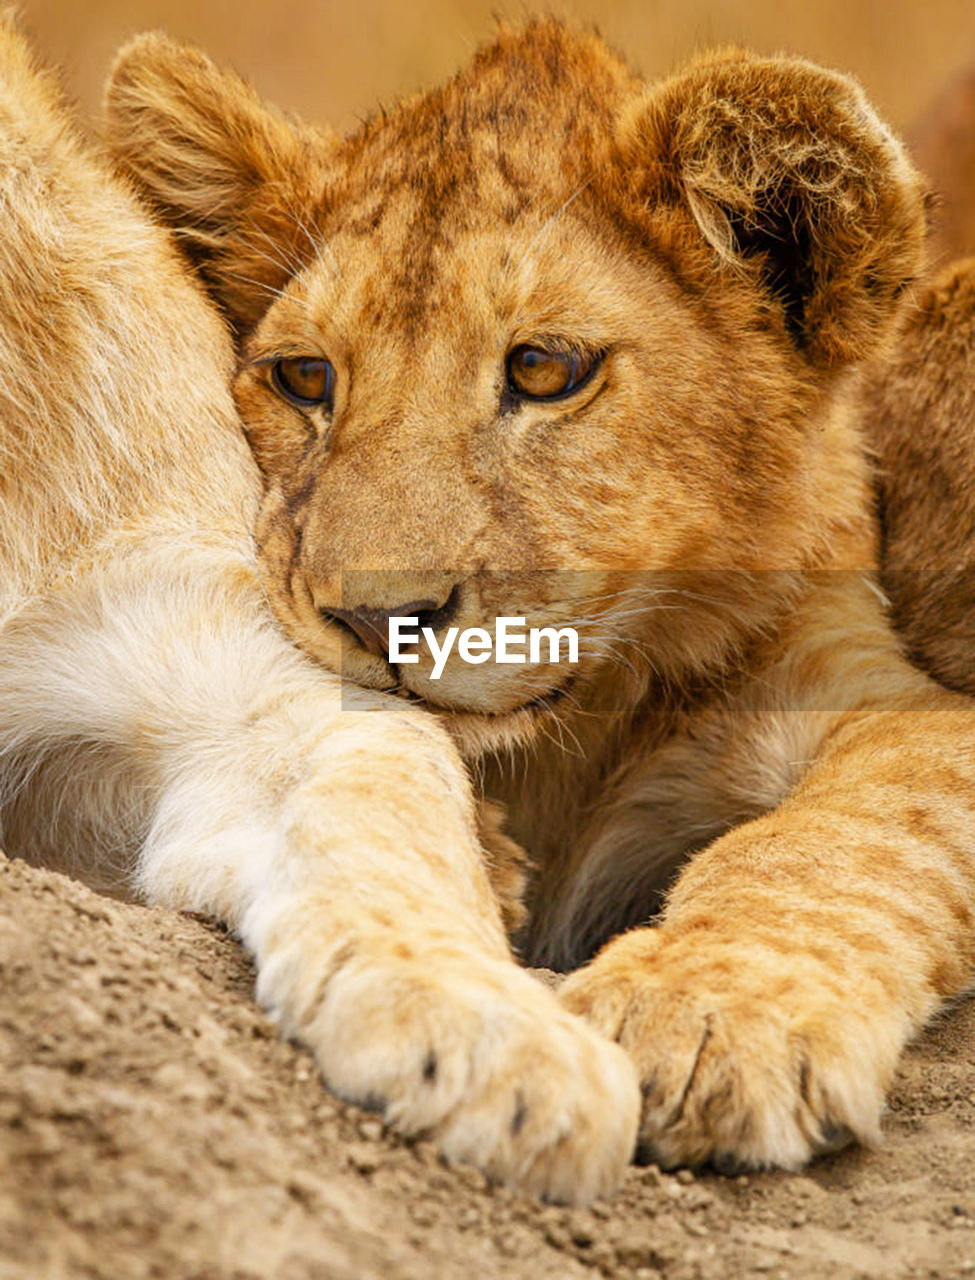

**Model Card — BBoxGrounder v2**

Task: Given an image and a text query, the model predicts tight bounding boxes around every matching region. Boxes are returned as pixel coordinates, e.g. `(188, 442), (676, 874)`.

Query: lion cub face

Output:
(106, 21), (925, 747)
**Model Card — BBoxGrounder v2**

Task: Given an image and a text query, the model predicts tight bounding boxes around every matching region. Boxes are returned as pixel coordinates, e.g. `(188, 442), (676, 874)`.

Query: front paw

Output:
(263, 943), (640, 1204)
(559, 927), (894, 1172)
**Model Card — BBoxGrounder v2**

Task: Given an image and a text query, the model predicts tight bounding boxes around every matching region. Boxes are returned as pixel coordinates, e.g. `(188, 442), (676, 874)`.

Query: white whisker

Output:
(513, 180), (591, 275)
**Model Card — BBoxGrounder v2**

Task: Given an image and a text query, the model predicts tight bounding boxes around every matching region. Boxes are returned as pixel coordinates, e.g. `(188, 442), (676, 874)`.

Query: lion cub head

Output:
(105, 21), (925, 752)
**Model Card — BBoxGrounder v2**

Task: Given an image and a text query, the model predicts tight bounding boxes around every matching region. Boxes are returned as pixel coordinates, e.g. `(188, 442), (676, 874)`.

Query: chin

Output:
(425, 681), (578, 760)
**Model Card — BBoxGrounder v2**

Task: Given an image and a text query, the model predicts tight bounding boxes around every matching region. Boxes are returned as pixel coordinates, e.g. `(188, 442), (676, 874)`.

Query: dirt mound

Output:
(2, 851), (973, 1280)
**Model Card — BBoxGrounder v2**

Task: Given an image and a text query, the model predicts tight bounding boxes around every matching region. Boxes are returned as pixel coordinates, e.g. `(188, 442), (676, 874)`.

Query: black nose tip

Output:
(321, 588), (460, 658)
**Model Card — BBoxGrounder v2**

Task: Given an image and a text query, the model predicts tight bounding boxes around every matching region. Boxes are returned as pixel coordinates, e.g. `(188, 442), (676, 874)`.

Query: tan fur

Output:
(102, 17), (975, 1174)
(866, 258), (975, 699)
(0, 16), (639, 1205)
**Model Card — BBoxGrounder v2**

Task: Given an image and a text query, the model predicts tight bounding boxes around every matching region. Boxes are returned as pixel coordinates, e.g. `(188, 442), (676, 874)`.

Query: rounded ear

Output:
(619, 50), (928, 367)
(103, 33), (337, 336)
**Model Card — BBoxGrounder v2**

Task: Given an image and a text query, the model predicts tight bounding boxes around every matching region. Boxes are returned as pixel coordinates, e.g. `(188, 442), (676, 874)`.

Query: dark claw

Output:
(640, 1072), (659, 1100)
(815, 1120), (854, 1154)
(357, 1091), (387, 1114)
(511, 1091), (528, 1136)
(710, 1149), (748, 1176)
(634, 1137), (670, 1168)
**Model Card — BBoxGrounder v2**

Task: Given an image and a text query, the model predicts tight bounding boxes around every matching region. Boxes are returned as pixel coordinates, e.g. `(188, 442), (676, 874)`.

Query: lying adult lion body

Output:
(0, 18), (638, 1206)
(102, 18), (975, 1175)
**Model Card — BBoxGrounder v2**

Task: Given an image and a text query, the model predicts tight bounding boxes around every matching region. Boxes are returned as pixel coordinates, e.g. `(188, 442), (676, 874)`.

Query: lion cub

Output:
(105, 20), (975, 1174)
(0, 18), (638, 1205)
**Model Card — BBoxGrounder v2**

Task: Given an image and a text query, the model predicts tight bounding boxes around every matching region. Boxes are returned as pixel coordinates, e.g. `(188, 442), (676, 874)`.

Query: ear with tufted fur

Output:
(619, 50), (929, 367)
(104, 34), (336, 337)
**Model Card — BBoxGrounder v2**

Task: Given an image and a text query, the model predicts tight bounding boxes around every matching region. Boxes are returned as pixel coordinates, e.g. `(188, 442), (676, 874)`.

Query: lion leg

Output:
(1, 560), (638, 1203)
(561, 686), (975, 1171)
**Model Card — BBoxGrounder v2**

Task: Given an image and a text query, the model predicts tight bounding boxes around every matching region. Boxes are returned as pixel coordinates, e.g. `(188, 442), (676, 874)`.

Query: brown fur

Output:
(104, 20), (975, 1173)
(868, 258), (975, 698)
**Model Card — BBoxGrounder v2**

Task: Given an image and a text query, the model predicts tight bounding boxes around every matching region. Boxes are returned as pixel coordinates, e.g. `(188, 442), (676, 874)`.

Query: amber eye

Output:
(506, 345), (598, 401)
(271, 357), (336, 410)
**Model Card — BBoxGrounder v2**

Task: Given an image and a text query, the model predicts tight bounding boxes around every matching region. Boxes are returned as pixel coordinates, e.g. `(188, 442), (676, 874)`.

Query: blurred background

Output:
(15, 0), (975, 261)
(16, 0), (975, 138)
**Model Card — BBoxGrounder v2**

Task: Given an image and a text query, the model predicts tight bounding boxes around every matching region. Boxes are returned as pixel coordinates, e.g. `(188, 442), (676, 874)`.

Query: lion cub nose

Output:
(321, 592), (459, 659)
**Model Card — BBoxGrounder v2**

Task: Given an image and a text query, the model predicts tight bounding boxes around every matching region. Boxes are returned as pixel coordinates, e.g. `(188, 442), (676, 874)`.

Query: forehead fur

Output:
(328, 21), (639, 226)
(271, 21), (646, 344)
(105, 16), (926, 368)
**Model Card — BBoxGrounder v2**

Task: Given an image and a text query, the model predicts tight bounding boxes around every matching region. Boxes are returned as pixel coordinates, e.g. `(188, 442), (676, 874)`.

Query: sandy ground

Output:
(3, 850), (975, 1280)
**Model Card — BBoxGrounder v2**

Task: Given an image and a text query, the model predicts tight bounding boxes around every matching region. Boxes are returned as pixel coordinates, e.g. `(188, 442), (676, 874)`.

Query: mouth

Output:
(393, 673), (578, 754)
(395, 670), (574, 713)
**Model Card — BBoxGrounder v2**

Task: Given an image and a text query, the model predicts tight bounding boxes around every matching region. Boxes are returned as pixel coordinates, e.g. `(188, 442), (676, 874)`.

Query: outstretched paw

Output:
(264, 942), (640, 1204)
(559, 927), (892, 1172)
